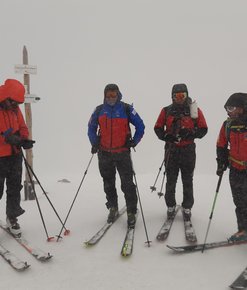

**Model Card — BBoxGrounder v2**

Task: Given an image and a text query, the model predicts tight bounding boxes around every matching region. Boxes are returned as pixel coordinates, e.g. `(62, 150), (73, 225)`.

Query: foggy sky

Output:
(0, 0), (247, 177)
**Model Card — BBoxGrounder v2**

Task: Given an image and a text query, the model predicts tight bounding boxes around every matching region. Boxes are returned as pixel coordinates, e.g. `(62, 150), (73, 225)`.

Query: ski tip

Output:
(84, 241), (94, 247)
(121, 251), (131, 257)
(16, 262), (30, 271)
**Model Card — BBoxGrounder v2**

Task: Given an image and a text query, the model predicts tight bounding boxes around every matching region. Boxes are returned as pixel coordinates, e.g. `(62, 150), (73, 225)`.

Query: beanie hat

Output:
(172, 83), (188, 97)
(224, 93), (247, 111)
(4, 79), (25, 103)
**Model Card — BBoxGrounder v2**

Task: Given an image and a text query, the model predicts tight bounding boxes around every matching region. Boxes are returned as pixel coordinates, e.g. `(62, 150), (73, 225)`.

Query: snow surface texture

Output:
(1, 0), (247, 289)
(0, 172), (245, 290)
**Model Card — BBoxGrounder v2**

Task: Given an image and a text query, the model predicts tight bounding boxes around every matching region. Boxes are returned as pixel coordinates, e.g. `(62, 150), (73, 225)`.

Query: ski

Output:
(182, 212), (197, 243)
(230, 266), (247, 289)
(0, 220), (52, 262)
(167, 239), (247, 253)
(84, 206), (127, 246)
(156, 205), (180, 241)
(121, 226), (136, 257)
(0, 243), (30, 271)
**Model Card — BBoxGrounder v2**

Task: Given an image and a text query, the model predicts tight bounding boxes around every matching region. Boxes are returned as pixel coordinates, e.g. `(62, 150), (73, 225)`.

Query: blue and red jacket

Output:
(88, 99), (145, 153)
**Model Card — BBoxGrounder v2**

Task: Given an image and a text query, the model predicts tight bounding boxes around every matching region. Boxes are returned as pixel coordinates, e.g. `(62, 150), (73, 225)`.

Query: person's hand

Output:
(91, 144), (99, 154)
(5, 134), (22, 146)
(216, 159), (228, 176)
(125, 139), (136, 148)
(178, 128), (194, 140)
(21, 139), (35, 149)
(163, 133), (178, 143)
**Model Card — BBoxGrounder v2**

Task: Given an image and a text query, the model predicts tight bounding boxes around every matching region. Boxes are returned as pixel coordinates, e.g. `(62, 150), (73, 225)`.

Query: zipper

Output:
(110, 107), (113, 151)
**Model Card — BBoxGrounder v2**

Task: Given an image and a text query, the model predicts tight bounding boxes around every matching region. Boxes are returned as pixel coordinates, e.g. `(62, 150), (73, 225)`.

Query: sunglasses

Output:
(173, 92), (187, 101)
(225, 106), (237, 113)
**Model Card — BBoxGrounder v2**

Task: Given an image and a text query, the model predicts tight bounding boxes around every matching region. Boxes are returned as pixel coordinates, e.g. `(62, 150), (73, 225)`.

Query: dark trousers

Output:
(164, 143), (196, 209)
(229, 167), (247, 231)
(0, 153), (25, 219)
(98, 150), (137, 214)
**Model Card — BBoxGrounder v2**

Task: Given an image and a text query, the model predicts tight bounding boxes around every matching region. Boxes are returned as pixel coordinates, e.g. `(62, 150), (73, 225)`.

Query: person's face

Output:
(105, 90), (118, 106)
(172, 92), (187, 105)
(225, 106), (244, 119)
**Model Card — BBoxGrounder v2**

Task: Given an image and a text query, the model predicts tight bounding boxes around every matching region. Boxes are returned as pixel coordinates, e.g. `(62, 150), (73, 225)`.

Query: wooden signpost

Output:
(15, 46), (39, 200)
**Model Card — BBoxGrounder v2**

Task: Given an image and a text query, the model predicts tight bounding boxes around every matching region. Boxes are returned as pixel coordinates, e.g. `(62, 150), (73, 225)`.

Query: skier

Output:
(217, 93), (247, 241)
(154, 83), (208, 221)
(0, 79), (34, 236)
(88, 84), (145, 228)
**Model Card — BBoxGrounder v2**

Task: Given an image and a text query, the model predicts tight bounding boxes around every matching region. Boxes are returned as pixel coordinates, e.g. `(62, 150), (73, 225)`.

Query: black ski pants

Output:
(164, 143), (196, 209)
(229, 167), (247, 231)
(98, 150), (137, 214)
(0, 153), (25, 219)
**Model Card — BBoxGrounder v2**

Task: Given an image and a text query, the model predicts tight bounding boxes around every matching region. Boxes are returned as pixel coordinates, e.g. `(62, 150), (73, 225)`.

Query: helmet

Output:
(4, 79), (25, 103)
(224, 93), (247, 111)
(172, 83), (188, 97)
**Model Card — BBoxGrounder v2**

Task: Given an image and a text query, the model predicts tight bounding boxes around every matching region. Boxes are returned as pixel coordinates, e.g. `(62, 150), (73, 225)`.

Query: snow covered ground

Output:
(0, 170), (246, 290)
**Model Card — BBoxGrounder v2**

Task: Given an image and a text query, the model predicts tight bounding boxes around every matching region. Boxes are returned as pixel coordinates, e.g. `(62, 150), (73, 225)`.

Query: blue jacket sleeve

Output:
(88, 108), (99, 146)
(128, 106), (145, 145)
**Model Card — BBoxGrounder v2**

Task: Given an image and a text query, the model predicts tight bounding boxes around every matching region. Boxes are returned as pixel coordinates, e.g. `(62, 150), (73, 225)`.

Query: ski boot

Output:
(107, 207), (119, 223)
(229, 230), (247, 242)
(182, 208), (192, 221)
(127, 212), (136, 228)
(167, 206), (176, 219)
(6, 217), (21, 237)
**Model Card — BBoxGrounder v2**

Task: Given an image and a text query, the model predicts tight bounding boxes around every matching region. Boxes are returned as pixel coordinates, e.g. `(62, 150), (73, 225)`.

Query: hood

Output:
(103, 83), (122, 104)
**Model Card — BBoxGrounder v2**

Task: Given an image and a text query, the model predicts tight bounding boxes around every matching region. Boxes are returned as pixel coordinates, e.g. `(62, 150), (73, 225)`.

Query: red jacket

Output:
(217, 120), (247, 170)
(0, 107), (29, 157)
(154, 105), (207, 147)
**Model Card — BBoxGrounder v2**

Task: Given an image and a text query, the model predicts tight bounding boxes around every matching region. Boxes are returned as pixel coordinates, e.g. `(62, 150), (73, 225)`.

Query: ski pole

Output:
(21, 151), (70, 235)
(201, 173), (224, 253)
(157, 143), (172, 198)
(22, 151), (54, 242)
(150, 159), (164, 192)
(56, 154), (94, 241)
(130, 151), (152, 247)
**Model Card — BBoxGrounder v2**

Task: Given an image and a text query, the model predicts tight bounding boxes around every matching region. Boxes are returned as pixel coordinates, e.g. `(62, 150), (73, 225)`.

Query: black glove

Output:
(216, 158), (228, 176)
(91, 144), (99, 154)
(21, 139), (35, 149)
(178, 128), (194, 140)
(125, 139), (136, 148)
(5, 134), (22, 146)
(163, 133), (178, 143)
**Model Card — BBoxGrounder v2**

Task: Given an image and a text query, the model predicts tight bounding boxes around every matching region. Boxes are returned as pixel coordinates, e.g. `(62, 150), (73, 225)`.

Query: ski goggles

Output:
(225, 106), (237, 113)
(172, 92), (187, 101)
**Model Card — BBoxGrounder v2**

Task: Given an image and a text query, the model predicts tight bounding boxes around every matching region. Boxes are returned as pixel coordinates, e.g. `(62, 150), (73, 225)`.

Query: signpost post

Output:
(15, 46), (39, 200)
